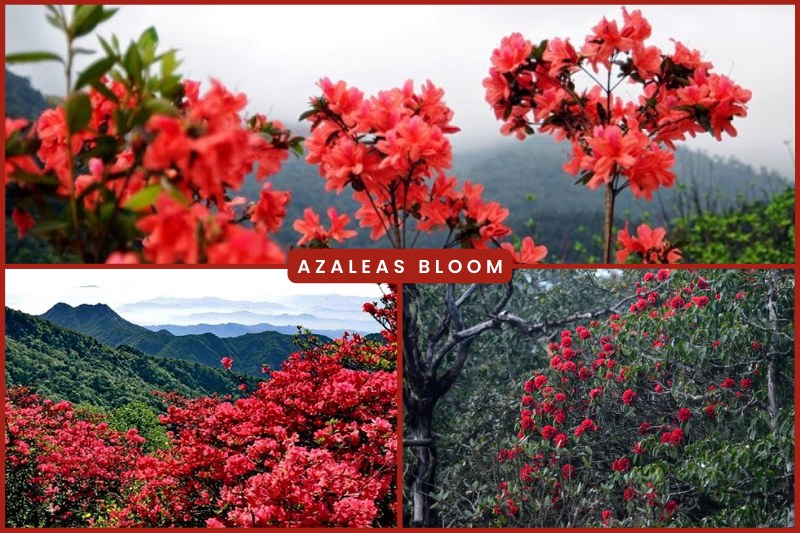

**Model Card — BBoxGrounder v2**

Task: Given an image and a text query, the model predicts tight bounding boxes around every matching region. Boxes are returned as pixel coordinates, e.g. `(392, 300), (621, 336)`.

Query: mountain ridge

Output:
(5, 307), (249, 410)
(39, 302), (325, 376)
(144, 321), (361, 339)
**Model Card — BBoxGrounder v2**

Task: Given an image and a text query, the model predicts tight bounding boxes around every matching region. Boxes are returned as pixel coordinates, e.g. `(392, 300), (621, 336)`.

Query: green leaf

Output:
(575, 171), (595, 186)
(98, 8), (118, 25)
(124, 185), (163, 211)
(6, 51), (63, 64)
(74, 56), (117, 90)
(160, 49), (179, 79)
(138, 27), (159, 65)
(290, 141), (305, 157)
(123, 42), (143, 85)
(45, 13), (64, 31)
(159, 75), (183, 100)
(144, 98), (177, 117)
(64, 92), (92, 134)
(98, 36), (116, 57)
(71, 5), (102, 37)
(88, 79), (119, 104)
(71, 5), (116, 38)
(298, 108), (317, 122)
(33, 218), (70, 234)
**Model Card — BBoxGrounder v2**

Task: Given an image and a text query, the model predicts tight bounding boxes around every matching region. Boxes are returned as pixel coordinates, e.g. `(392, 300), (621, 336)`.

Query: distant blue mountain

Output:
(40, 303), (324, 376)
(145, 322), (360, 339)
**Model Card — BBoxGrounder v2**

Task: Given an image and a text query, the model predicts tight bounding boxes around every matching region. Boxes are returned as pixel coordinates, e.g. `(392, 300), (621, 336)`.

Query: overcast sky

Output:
(5, 4), (795, 177)
(5, 269), (383, 318)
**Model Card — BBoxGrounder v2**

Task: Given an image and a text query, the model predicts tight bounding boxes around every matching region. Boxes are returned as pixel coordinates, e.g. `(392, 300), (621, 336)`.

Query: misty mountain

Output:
(5, 69), (50, 120)
(252, 131), (792, 261)
(116, 295), (381, 332)
(5, 307), (248, 410)
(39, 303), (327, 376)
(145, 322), (360, 339)
(41, 302), (162, 348)
(118, 297), (292, 313)
(157, 310), (378, 332)
(453, 137), (790, 260)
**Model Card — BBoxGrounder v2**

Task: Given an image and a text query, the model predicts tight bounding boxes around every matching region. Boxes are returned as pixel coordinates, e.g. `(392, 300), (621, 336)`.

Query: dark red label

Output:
(288, 249), (513, 283)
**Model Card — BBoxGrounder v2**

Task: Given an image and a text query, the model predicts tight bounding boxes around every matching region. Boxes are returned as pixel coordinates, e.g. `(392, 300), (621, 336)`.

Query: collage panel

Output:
(4, 269), (398, 527)
(4, 4), (794, 265)
(402, 269), (794, 527)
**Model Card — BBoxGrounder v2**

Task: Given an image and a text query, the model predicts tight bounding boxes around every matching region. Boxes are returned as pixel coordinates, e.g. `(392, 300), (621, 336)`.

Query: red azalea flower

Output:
(611, 457), (631, 473)
(622, 389), (637, 405)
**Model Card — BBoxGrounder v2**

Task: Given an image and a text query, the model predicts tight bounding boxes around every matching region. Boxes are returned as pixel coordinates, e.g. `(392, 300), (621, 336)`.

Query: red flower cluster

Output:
(7, 74), (299, 263)
(5, 291), (399, 527)
(484, 8), (751, 201)
(611, 457), (631, 473)
(661, 427), (684, 446)
(616, 223), (681, 264)
(622, 388), (637, 405)
(495, 270), (776, 526)
(302, 78), (546, 259)
(5, 387), (145, 526)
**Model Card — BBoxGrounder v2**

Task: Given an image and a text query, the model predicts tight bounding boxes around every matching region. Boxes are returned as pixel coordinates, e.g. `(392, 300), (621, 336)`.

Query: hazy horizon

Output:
(5, 270), (385, 331)
(5, 4), (795, 178)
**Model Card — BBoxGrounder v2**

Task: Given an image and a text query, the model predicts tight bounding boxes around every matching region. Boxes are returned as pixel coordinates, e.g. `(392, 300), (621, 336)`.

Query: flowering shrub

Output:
(5, 386), (145, 526)
(301, 78), (546, 260)
(7, 6), (546, 264)
(494, 270), (793, 526)
(6, 7), (303, 264)
(5, 288), (398, 527)
(484, 8), (751, 262)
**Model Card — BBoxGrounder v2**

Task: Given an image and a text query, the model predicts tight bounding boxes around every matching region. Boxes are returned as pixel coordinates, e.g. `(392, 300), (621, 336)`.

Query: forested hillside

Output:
(5, 308), (248, 410)
(5, 69), (50, 120)
(40, 302), (325, 375)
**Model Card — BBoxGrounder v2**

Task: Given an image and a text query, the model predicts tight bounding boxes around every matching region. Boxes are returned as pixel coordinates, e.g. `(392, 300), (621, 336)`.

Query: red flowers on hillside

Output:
(5, 288), (399, 527)
(492, 270), (787, 527)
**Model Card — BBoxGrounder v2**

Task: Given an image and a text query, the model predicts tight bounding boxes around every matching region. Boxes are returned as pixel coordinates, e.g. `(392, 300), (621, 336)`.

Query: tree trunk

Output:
(407, 403), (438, 527)
(765, 271), (793, 478)
(403, 284), (440, 527)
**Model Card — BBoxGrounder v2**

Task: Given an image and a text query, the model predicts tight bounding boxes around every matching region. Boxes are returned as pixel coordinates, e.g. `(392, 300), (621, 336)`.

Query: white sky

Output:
(5, 4), (796, 178)
(5, 268), (383, 316)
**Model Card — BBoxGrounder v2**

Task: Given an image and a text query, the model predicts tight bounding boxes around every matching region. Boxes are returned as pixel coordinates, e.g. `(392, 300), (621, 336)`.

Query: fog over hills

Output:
(116, 296), (380, 333)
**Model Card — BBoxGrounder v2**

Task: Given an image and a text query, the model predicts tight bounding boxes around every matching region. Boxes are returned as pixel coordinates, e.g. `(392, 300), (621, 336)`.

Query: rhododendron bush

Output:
(493, 270), (793, 527)
(5, 6), (302, 264)
(5, 287), (398, 527)
(301, 79), (545, 261)
(484, 8), (751, 262)
(6, 6), (545, 264)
